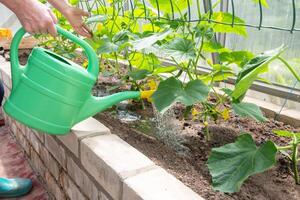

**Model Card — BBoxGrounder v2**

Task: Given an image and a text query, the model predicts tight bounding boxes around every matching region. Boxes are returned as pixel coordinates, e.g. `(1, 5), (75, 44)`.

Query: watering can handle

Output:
(10, 25), (99, 84)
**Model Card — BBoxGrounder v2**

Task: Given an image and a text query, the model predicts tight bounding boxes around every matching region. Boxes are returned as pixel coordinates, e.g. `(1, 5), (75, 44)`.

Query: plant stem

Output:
(278, 57), (300, 82)
(203, 111), (210, 141)
(276, 145), (293, 150)
(292, 135), (299, 184)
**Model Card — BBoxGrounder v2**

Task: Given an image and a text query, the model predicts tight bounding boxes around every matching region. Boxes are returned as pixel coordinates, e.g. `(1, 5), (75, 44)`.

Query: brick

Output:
(40, 147), (60, 180)
(81, 134), (155, 200)
(123, 168), (203, 200)
(15, 130), (31, 156)
(45, 135), (66, 169)
(18, 123), (26, 136)
(30, 147), (46, 177)
(67, 157), (99, 200)
(45, 171), (66, 200)
(61, 172), (86, 200)
(57, 118), (111, 157)
(71, 117), (111, 138)
(27, 129), (42, 154)
(56, 133), (80, 157)
(32, 129), (45, 143)
(10, 120), (17, 135)
(3, 85), (10, 98)
(99, 192), (110, 200)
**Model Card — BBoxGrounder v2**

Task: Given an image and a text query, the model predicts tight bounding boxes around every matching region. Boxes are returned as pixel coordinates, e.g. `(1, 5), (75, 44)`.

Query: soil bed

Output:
(92, 69), (300, 200)
(4, 51), (300, 200)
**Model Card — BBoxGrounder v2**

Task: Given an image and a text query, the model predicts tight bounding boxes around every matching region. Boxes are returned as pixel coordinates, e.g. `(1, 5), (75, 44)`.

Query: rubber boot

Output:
(0, 178), (32, 198)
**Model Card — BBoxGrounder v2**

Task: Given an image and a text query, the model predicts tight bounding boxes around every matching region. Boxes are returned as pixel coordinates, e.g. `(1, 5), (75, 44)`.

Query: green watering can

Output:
(4, 26), (153, 135)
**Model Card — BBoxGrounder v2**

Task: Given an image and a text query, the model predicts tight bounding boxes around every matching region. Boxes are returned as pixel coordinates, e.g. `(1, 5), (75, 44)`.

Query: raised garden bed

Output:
(93, 78), (300, 200)
(4, 48), (300, 200)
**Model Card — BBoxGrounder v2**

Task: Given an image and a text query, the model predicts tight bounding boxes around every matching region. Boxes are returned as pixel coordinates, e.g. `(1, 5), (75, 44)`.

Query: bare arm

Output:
(0, 0), (57, 36)
(0, 0), (91, 37)
(47, 0), (92, 37)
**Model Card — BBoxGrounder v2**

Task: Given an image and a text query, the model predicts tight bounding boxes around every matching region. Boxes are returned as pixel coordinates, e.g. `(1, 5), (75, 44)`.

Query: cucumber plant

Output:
(207, 130), (300, 193)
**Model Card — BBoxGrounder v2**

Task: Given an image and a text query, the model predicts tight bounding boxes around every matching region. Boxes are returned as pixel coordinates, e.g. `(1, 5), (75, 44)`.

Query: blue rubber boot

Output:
(0, 177), (32, 198)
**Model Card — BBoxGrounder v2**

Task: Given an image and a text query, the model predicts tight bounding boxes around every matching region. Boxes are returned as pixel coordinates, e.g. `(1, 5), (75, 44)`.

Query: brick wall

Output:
(0, 58), (203, 200)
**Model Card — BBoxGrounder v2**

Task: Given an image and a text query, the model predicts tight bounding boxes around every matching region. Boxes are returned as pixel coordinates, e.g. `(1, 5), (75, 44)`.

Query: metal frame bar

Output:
(79, 0), (300, 103)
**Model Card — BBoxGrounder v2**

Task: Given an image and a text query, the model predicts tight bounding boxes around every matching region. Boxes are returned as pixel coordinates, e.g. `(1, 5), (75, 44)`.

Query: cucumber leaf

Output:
(149, 0), (189, 13)
(231, 46), (285, 101)
(161, 38), (196, 63)
(128, 69), (150, 81)
(152, 77), (210, 113)
(203, 12), (247, 37)
(232, 102), (267, 122)
(130, 30), (172, 51)
(207, 134), (277, 193)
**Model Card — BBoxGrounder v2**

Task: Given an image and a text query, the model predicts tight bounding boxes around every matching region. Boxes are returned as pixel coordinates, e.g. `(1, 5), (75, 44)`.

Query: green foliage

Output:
(128, 69), (150, 81)
(231, 46), (285, 102)
(232, 102), (267, 122)
(219, 51), (254, 67)
(130, 30), (172, 51)
(252, 0), (269, 8)
(149, 0), (189, 14)
(152, 77), (210, 113)
(202, 12), (248, 37)
(207, 134), (277, 193)
(161, 38), (196, 63)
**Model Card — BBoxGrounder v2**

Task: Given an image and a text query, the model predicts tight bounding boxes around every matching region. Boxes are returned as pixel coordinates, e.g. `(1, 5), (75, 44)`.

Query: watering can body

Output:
(4, 26), (141, 135)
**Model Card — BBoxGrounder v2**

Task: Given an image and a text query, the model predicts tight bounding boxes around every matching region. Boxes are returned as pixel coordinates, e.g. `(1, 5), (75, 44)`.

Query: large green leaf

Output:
(149, 0), (189, 13)
(152, 77), (210, 113)
(252, 0), (269, 7)
(232, 102), (267, 122)
(130, 30), (172, 51)
(97, 38), (119, 54)
(203, 12), (247, 37)
(273, 130), (300, 139)
(161, 38), (196, 63)
(231, 46), (285, 101)
(207, 134), (277, 193)
(219, 51), (254, 67)
(128, 69), (150, 81)
(129, 52), (160, 71)
(203, 41), (230, 53)
(153, 66), (177, 74)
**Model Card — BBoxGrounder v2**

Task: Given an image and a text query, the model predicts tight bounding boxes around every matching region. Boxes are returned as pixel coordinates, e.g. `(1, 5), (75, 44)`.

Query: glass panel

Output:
(225, 0), (300, 89)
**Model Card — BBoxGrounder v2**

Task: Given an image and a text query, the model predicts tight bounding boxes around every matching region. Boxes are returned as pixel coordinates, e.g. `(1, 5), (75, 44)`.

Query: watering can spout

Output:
(74, 91), (141, 124)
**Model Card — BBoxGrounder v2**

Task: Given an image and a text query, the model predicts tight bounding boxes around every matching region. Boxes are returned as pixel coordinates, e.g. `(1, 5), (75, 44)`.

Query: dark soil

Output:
(93, 77), (300, 200)
(1, 49), (31, 65)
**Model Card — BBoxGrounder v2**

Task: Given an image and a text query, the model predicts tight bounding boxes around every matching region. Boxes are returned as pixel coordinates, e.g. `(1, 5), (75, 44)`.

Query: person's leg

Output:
(0, 81), (32, 197)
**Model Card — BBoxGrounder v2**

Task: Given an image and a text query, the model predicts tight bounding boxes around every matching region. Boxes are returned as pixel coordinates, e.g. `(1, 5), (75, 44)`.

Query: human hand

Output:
(12, 0), (58, 36)
(62, 7), (92, 38)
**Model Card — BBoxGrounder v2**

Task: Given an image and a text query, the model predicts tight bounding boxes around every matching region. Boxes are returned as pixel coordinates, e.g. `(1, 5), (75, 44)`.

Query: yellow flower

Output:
(204, 121), (209, 127)
(221, 108), (230, 121)
(216, 13), (224, 22)
(147, 79), (157, 90)
(191, 108), (200, 116)
(207, 59), (213, 66)
(82, 60), (88, 68)
(141, 90), (155, 102)
(0, 28), (12, 40)
(96, 23), (104, 32)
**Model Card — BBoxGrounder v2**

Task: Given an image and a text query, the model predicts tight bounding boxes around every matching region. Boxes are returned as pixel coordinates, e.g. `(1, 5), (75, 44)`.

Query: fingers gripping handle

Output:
(10, 25), (99, 89)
